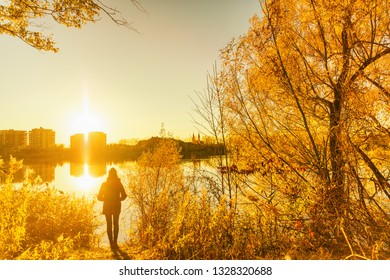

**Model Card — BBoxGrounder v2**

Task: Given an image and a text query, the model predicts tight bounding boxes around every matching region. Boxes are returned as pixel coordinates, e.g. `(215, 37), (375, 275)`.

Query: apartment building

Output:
(70, 131), (107, 152)
(29, 127), (56, 150)
(0, 129), (28, 149)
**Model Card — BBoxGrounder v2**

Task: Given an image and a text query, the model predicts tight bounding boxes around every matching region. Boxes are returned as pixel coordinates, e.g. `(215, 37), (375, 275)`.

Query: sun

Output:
(70, 112), (103, 140)
(76, 113), (100, 134)
(70, 94), (104, 136)
(68, 86), (107, 145)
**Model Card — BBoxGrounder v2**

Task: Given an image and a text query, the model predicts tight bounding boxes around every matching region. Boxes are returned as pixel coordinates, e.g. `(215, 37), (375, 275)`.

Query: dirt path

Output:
(72, 244), (138, 260)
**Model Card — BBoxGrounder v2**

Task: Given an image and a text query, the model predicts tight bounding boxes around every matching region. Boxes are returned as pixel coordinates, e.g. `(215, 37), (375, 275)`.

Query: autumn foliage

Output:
(0, 0), (141, 51)
(0, 157), (98, 259)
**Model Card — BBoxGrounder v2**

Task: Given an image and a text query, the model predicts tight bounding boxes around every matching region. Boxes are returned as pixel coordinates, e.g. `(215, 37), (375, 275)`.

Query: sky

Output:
(0, 0), (260, 146)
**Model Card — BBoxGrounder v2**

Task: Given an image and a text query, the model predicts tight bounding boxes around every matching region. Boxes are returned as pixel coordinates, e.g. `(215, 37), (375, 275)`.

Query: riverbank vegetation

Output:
(0, 157), (98, 260)
(123, 138), (389, 260)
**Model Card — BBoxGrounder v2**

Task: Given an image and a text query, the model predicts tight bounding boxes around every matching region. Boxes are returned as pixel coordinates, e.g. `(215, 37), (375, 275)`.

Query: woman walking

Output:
(98, 167), (127, 249)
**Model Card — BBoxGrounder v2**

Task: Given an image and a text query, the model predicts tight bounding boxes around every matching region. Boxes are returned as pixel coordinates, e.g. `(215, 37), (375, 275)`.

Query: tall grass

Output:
(0, 157), (99, 260)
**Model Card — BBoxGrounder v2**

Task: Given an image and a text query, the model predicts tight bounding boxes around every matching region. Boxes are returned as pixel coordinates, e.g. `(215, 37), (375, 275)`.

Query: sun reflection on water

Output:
(70, 163), (104, 194)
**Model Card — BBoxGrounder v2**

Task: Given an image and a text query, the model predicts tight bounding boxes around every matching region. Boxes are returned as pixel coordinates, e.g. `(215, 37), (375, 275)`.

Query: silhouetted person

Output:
(98, 167), (127, 249)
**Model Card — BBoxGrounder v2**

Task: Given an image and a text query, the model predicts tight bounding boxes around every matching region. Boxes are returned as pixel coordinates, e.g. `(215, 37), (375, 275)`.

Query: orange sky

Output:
(0, 0), (260, 146)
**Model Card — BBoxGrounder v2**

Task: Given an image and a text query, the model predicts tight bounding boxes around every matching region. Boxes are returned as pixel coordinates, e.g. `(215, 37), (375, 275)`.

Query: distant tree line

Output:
(0, 137), (224, 163)
(104, 137), (225, 162)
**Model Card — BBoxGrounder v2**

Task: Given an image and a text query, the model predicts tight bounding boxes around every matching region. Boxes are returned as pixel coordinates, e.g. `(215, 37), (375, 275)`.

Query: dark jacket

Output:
(97, 178), (127, 215)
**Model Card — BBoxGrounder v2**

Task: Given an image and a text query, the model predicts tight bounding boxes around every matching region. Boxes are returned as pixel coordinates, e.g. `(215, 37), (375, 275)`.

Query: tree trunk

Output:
(327, 91), (345, 213)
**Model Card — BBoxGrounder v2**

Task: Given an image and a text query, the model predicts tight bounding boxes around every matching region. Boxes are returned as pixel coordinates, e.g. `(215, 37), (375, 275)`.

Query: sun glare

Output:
(70, 112), (103, 143)
(80, 113), (98, 134)
(70, 91), (104, 137)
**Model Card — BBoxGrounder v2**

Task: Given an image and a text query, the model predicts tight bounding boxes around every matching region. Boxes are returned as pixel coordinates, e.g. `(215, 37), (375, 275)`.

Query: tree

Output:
(192, 66), (236, 204)
(205, 0), (390, 257)
(0, 0), (145, 52)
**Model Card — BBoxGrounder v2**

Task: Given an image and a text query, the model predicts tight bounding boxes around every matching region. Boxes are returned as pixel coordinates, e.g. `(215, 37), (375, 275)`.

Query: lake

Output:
(21, 160), (206, 196)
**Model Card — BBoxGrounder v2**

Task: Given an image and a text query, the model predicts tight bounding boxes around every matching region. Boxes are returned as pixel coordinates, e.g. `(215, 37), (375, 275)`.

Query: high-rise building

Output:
(70, 133), (85, 151)
(88, 132), (107, 150)
(29, 127), (56, 149)
(70, 132), (107, 151)
(0, 129), (28, 149)
(70, 131), (107, 161)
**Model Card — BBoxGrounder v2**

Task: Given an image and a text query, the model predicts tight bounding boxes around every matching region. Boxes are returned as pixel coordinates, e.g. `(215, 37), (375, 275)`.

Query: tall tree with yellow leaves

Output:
(209, 0), (390, 257)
